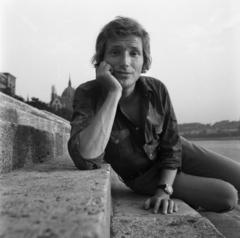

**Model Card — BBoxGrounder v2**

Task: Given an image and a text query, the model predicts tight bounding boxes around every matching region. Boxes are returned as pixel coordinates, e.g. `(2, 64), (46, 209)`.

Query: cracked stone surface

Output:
(0, 158), (111, 238)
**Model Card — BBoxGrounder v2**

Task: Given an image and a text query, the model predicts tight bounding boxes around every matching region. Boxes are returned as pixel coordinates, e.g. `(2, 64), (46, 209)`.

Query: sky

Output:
(1, 0), (240, 124)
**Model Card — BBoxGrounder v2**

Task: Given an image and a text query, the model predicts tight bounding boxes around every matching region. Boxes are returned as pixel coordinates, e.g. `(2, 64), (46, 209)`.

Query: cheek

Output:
(135, 61), (144, 73)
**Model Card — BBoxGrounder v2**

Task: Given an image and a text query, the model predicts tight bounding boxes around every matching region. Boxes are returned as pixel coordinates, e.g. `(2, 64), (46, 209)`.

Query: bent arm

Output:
(68, 61), (122, 170)
(79, 90), (121, 159)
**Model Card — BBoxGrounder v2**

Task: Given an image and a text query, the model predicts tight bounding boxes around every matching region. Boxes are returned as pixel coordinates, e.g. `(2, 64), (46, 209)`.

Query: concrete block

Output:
(32, 129), (55, 163)
(55, 132), (64, 157)
(63, 132), (70, 155)
(0, 93), (70, 131)
(199, 205), (240, 238)
(0, 119), (68, 173)
(0, 161), (112, 238)
(0, 92), (23, 109)
(0, 120), (15, 173)
(0, 104), (18, 124)
(111, 215), (224, 238)
(17, 110), (38, 128)
(0, 93), (71, 173)
(12, 124), (34, 170)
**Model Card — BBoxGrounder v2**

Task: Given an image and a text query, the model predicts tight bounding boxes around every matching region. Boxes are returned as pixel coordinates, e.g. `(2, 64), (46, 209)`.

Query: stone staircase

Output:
(0, 92), (226, 237)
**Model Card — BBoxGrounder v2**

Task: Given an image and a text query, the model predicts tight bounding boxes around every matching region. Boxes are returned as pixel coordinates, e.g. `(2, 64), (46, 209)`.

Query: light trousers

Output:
(125, 137), (240, 212)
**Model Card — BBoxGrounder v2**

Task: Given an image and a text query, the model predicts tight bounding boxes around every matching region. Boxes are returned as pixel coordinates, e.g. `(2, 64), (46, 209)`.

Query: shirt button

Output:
(115, 139), (119, 144)
(150, 153), (152, 157)
(135, 127), (139, 130)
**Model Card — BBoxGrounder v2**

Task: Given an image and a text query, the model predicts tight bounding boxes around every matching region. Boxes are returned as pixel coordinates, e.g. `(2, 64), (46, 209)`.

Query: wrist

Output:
(156, 184), (173, 196)
(107, 89), (122, 99)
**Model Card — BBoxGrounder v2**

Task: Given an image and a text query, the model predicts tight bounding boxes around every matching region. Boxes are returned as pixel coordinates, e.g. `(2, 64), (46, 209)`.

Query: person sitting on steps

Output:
(68, 16), (240, 215)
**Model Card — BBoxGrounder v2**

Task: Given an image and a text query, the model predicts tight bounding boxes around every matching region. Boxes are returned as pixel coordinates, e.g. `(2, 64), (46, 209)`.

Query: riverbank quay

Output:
(0, 92), (238, 237)
(0, 158), (224, 238)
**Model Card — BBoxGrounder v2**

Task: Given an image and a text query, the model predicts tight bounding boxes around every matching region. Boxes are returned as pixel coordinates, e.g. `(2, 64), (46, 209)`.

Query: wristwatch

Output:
(156, 184), (173, 195)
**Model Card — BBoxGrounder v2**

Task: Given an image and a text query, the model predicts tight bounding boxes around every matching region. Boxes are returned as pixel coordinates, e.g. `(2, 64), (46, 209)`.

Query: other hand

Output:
(96, 61), (122, 93)
(143, 189), (178, 214)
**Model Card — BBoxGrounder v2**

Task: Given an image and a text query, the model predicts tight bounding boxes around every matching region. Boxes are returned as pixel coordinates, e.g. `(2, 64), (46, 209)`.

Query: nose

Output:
(119, 52), (130, 68)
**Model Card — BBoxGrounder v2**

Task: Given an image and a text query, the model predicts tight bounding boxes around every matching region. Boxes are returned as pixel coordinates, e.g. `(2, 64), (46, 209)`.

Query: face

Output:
(103, 35), (144, 91)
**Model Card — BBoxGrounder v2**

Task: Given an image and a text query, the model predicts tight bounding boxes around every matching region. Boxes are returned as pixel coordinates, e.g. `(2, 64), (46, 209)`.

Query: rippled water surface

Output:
(190, 139), (240, 163)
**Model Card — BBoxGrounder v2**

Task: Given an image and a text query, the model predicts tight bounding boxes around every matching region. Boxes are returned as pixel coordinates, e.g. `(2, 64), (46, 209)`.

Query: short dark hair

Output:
(91, 16), (151, 73)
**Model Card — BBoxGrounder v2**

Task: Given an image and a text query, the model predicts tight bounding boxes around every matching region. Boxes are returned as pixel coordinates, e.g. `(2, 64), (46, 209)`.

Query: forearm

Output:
(158, 169), (177, 186)
(79, 90), (121, 159)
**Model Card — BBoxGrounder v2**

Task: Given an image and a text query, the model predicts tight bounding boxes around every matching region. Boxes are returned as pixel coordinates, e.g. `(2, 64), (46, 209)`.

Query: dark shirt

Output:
(68, 76), (182, 179)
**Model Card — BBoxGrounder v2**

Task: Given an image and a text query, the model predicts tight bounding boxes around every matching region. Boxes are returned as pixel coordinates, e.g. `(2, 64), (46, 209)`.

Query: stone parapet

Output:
(0, 92), (70, 173)
(0, 158), (112, 238)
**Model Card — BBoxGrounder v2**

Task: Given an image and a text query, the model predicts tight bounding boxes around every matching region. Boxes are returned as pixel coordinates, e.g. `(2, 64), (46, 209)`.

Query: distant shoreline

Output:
(185, 136), (240, 141)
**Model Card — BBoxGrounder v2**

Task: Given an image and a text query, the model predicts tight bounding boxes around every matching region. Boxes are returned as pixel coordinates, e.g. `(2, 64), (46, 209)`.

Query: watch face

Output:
(156, 184), (173, 195)
(165, 184), (173, 195)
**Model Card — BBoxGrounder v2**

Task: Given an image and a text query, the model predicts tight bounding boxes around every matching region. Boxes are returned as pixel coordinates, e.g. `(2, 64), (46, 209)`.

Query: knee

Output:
(216, 183), (238, 213)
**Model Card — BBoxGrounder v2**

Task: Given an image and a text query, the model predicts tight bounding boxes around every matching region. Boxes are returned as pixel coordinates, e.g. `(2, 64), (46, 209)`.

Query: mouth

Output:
(114, 71), (132, 75)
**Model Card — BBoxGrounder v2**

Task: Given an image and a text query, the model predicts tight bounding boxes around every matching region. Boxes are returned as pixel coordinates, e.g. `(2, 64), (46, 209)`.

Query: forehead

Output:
(105, 36), (143, 51)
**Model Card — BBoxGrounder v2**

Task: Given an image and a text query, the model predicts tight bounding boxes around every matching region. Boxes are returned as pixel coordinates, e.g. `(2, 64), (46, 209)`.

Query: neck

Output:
(119, 84), (139, 106)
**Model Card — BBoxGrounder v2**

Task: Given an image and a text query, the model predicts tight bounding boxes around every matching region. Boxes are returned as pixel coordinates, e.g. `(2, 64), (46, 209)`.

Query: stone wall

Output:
(0, 92), (70, 173)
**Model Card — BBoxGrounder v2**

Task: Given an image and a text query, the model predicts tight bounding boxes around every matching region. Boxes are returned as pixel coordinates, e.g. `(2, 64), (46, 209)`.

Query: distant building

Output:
(49, 75), (75, 111)
(0, 72), (16, 95)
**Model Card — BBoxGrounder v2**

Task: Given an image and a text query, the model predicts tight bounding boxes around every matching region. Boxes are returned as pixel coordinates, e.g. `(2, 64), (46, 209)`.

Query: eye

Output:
(131, 51), (140, 57)
(110, 50), (119, 56)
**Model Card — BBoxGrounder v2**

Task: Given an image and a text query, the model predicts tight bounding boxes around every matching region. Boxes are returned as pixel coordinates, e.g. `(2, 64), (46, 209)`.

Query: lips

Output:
(115, 71), (132, 75)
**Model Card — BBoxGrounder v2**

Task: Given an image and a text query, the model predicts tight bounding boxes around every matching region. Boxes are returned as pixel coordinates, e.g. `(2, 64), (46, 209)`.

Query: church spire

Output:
(69, 74), (71, 87)
(51, 85), (57, 102)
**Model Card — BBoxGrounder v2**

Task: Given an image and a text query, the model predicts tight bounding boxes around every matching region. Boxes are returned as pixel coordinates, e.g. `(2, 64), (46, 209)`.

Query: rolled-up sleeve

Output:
(157, 85), (182, 171)
(68, 84), (104, 170)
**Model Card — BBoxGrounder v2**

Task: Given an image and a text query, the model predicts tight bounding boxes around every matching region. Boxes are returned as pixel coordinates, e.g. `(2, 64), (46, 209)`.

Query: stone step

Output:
(199, 202), (240, 238)
(0, 92), (69, 126)
(0, 93), (70, 173)
(0, 92), (70, 136)
(0, 158), (112, 238)
(110, 170), (224, 238)
(0, 119), (69, 173)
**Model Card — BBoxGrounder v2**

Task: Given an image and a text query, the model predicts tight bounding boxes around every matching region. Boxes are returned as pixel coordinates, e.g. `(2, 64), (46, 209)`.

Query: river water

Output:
(189, 139), (240, 164)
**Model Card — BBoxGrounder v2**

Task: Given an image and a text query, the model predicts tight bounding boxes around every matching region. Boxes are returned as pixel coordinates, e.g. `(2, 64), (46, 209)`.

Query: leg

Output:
(181, 137), (240, 192)
(172, 172), (238, 212)
(125, 137), (240, 212)
(125, 163), (238, 212)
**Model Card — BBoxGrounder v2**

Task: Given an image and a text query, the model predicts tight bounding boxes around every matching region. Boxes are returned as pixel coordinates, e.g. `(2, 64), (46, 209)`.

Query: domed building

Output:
(50, 75), (75, 111)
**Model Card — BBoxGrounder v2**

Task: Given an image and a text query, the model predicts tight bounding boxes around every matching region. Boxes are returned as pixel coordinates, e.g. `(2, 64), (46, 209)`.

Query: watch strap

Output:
(156, 184), (173, 195)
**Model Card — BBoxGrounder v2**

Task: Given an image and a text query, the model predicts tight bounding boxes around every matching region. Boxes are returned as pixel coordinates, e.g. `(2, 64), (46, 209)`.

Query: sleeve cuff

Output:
(68, 133), (104, 170)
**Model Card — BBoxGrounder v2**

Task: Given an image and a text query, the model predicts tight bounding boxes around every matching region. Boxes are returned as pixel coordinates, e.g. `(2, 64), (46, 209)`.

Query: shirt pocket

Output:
(109, 129), (133, 159)
(154, 124), (162, 134)
(143, 142), (159, 161)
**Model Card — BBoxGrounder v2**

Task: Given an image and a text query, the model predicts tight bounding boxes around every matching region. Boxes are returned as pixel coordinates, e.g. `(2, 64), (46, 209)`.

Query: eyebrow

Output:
(107, 45), (142, 51)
